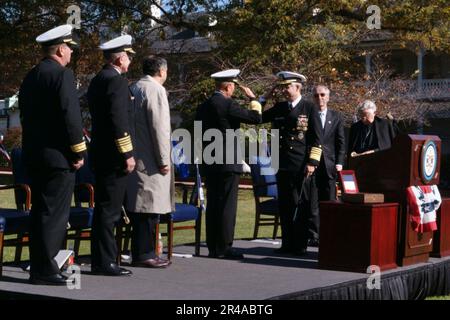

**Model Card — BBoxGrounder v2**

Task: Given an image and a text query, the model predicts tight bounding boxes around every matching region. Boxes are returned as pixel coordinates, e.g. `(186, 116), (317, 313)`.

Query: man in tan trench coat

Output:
(125, 56), (174, 268)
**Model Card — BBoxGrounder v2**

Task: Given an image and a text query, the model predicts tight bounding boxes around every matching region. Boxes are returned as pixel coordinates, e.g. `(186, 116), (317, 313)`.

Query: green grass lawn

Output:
(0, 186), (277, 263)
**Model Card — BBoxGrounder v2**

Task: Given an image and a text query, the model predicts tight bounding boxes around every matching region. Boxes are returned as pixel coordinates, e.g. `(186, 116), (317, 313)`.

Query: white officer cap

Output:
(211, 69), (240, 83)
(36, 24), (78, 47)
(99, 35), (136, 55)
(276, 71), (307, 85)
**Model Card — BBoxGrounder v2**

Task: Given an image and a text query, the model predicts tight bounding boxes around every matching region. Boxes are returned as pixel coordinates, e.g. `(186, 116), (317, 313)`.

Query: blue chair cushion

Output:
(259, 199), (278, 215)
(69, 207), (94, 229)
(0, 215), (5, 232)
(170, 203), (199, 222)
(0, 209), (30, 234)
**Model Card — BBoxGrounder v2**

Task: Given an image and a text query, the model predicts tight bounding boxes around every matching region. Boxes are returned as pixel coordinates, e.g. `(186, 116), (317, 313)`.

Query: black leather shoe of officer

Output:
(29, 273), (73, 286)
(308, 238), (320, 247)
(218, 249), (244, 260)
(91, 263), (132, 276)
(274, 247), (291, 254)
(132, 257), (171, 268)
(291, 248), (308, 256)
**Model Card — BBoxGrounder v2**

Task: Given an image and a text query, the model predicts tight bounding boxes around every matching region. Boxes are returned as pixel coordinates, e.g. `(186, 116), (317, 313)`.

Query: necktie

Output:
(320, 112), (325, 129)
(288, 102), (293, 110)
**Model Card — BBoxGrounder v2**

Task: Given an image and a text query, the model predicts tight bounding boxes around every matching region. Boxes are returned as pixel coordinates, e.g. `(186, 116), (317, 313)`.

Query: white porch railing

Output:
(305, 78), (450, 100)
(421, 79), (450, 99)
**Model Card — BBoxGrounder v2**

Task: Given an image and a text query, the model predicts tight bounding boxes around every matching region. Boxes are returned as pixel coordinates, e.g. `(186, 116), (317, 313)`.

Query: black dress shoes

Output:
(132, 257), (171, 268)
(291, 248), (308, 256)
(274, 247), (291, 254)
(208, 249), (244, 260)
(308, 238), (320, 247)
(219, 249), (244, 260)
(91, 263), (132, 276)
(29, 273), (73, 286)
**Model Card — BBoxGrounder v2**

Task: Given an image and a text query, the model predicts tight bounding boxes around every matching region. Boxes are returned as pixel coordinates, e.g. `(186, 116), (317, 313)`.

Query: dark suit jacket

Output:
(19, 58), (85, 169)
(318, 109), (345, 179)
(195, 92), (262, 173)
(87, 65), (134, 171)
(347, 116), (396, 159)
(262, 98), (322, 172)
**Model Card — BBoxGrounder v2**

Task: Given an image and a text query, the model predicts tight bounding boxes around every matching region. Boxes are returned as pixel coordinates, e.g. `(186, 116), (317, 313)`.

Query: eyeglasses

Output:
(314, 93), (326, 97)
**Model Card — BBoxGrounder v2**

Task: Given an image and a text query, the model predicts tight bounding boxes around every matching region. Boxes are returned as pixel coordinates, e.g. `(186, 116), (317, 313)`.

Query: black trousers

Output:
(29, 168), (75, 276)
(297, 174), (319, 245)
(315, 162), (337, 201)
(276, 170), (304, 251)
(129, 212), (159, 262)
(205, 171), (240, 255)
(91, 170), (128, 268)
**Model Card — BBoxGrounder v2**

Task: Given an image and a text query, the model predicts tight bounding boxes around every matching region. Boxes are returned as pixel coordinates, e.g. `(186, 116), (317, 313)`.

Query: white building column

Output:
(417, 47), (424, 95)
(365, 53), (372, 75)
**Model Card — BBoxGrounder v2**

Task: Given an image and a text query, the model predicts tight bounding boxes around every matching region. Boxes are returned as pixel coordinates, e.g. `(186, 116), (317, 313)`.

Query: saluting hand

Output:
(125, 157), (136, 173)
(239, 85), (256, 99)
(71, 158), (84, 170)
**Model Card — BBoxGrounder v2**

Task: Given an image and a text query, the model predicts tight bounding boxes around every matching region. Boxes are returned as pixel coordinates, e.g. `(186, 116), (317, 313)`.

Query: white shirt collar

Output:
(111, 65), (122, 75)
(290, 95), (302, 108)
(319, 108), (328, 116)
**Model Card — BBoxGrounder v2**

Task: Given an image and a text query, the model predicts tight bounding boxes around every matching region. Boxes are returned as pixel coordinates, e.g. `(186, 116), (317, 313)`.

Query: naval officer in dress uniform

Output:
(260, 71), (322, 255)
(87, 35), (136, 276)
(19, 25), (86, 285)
(195, 69), (262, 259)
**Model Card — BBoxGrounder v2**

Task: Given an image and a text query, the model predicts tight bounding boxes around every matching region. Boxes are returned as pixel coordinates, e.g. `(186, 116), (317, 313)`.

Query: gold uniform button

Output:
(291, 137), (294, 140)
(280, 136), (283, 139)
(290, 147), (293, 150)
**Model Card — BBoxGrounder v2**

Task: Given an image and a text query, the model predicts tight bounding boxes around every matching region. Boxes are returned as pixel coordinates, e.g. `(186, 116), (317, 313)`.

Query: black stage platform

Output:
(1, 240), (449, 300)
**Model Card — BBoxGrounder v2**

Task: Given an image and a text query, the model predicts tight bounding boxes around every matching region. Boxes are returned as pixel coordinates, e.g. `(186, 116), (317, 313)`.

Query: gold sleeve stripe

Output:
(116, 135), (131, 144)
(249, 100), (262, 114)
(116, 142), (133, 153)
(115, 136), (133, 153)
(310, 146), (322, 162)
(71, 141), (87, 153)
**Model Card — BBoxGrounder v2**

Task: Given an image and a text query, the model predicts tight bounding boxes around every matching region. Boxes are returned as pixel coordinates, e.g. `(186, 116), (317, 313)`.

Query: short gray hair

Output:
(314, 85), (330, 95)
(357, 100), (377, 113)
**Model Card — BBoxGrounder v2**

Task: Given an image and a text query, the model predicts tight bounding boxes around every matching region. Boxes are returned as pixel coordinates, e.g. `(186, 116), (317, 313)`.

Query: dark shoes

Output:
(29, 273), (73, 286)
(273, 247), (291, 254)
(209, 249), (244, 260)
(132, 257), (172, 268)
(308, 238), (320, 247)
(91, 263), (132, 276)
(274, 247), (308, 256)
(291, 248), (308, 256)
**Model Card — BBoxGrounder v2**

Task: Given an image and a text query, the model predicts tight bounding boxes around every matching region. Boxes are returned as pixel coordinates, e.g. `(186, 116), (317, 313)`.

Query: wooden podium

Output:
(319, 201), (398, 272)
(348, 134), (442, 266)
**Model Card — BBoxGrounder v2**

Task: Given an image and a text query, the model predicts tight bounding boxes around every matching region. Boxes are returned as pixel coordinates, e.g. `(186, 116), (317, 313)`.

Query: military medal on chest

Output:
(296, 114), (308, 140)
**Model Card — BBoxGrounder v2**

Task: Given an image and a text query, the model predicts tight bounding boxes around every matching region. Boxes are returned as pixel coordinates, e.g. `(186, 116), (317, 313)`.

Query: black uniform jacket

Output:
(19, 58), (86, 169)
(87, 65), (134, 171)
(195, 92), (262, 173)
(319, 109), (345, 179)
(262, 98), (322, 172)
